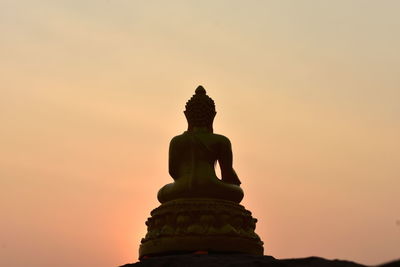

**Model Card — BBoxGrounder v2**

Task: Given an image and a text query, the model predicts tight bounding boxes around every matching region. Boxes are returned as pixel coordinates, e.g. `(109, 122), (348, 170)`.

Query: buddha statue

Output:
(157, 85), (244, 203)
(138, 86), (263, 258)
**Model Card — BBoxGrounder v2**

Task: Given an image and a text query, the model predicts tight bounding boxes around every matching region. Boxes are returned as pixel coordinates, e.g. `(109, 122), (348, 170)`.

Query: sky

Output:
(1, 1), (399, 266)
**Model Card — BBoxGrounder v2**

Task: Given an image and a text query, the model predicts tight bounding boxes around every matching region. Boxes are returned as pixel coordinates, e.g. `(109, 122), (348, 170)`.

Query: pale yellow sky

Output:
(1, 1), (399, 266)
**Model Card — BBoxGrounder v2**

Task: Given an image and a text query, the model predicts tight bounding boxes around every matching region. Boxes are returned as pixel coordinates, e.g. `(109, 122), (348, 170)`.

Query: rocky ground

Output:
(120, 254), (400, 267)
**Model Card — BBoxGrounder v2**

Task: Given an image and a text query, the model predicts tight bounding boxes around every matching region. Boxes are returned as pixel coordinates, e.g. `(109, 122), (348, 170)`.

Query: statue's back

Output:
(169, 131), (226, 184)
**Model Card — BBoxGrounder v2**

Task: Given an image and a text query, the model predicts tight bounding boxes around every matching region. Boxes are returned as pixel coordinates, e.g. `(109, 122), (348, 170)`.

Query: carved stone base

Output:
(139, 198), (264, 259)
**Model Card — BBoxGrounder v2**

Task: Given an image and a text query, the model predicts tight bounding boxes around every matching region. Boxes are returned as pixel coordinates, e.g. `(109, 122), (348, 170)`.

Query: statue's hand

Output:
(231, 178), (241, 186)
(222, 169), (241, 186)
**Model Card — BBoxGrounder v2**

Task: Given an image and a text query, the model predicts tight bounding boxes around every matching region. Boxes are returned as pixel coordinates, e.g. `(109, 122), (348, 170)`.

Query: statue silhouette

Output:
(139, 86), (263, 258)
(157, 86), (244, 203)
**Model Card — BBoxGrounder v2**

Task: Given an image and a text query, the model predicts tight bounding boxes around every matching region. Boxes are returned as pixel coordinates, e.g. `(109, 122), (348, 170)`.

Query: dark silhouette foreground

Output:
(121, 254), (400, 267)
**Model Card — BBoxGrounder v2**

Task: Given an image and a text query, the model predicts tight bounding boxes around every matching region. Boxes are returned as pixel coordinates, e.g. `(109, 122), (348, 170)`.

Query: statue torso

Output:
(169, 130), (229, 186)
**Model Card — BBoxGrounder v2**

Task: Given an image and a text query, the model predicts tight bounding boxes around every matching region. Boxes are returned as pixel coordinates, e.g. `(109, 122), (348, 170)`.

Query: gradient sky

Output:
(1, 1), (400, 266)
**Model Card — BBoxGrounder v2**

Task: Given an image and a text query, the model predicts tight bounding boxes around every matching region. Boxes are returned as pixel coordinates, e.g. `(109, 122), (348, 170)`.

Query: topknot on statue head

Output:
(184, 85), (216, 130)
(195, 85), (206, 95)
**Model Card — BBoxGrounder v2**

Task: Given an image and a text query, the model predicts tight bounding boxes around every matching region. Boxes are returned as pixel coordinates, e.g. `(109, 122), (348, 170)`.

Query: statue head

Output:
(184, 85), (216, 132)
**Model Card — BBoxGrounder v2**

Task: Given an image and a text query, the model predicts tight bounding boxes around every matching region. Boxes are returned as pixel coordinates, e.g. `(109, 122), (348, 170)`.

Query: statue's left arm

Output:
(168, 137), (179, 180)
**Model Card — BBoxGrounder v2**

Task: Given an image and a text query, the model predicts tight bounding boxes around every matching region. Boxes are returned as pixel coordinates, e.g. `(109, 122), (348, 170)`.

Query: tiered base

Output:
(139, 198), (263, 259)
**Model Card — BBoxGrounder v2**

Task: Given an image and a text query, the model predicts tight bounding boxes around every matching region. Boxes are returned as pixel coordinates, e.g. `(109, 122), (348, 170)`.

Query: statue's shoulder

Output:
(170, 132), (189, 144)
(170, 132), (231, 145)
(212, 133), (231, 145)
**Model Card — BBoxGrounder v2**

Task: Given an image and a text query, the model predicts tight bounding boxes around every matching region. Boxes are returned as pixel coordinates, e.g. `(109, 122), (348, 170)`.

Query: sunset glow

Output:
(1, 1), (399, 266)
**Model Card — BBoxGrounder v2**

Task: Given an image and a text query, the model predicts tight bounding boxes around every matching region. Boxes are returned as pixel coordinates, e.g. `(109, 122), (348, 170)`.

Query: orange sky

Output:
(1, 1), (399, 266)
